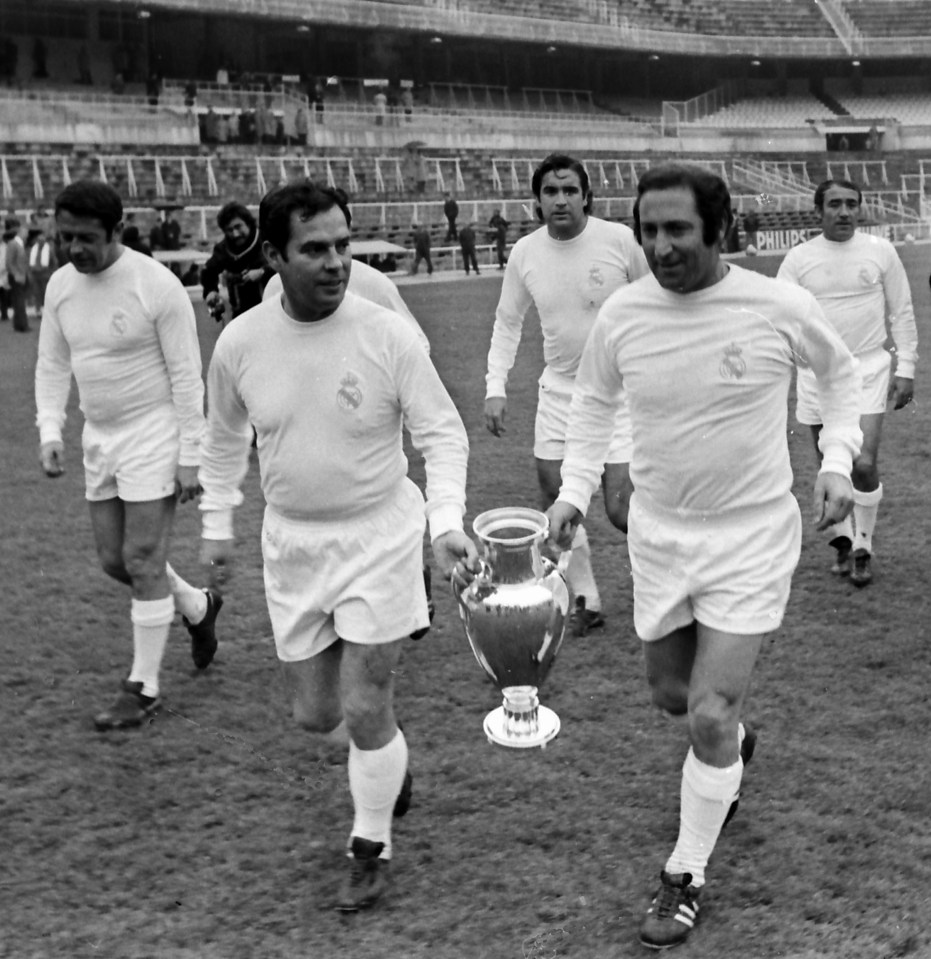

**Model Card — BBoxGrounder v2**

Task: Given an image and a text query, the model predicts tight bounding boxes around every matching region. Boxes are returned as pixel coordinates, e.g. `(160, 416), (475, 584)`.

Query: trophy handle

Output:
(451, 559), (493, 599)
(540, 549), (572, 579)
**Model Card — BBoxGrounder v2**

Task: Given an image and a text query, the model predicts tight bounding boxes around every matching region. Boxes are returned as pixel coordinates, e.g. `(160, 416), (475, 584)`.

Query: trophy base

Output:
(483, 705), (560, 749)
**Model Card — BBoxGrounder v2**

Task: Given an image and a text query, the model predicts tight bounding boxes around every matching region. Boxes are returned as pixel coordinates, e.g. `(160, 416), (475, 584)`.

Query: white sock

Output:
(348, 729), (408, 860)
(166, 563), (208, 623)
(664, 747), (743, 888)
(853, 485), (882, 555)
(127, 596), (175, 698)
(826, 514), (854, 547)
(567, 525), (601, 611)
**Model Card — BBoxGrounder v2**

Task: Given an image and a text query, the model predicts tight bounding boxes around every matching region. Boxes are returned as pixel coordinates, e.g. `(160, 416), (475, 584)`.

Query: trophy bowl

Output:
(453, 507), (571, 748)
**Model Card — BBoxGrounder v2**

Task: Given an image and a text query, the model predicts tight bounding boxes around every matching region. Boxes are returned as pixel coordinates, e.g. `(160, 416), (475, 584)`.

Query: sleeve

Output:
(153, 275), (206, 467)
(775, 248), (800, 285)
(34, 284), (73, 445)
(396, 338), (470, 541)
(881, 244), (919, 378)
(485, 244), (533, 398)
(557, 310), (626, 514)
(382, 284), (431, 356)
(200, 246), (224, 298)
(794, 291), (863, 476)
(198, 338), (251, 539)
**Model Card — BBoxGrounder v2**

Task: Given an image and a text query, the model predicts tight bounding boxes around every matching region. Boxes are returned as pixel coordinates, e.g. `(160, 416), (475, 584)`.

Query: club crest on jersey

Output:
(337, 371), (363, 411)
(110, 311), (128, 336)
(719, 342), (746, 380)
(588, 264), (605, 287)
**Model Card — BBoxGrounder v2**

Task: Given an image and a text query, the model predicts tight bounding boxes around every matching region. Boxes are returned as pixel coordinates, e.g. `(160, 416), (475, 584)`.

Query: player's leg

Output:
(537, 456), (605, 635)
(850, 411), (883, 586)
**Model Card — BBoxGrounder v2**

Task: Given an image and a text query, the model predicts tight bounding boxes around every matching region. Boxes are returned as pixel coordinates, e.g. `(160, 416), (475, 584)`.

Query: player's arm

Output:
(34, 289), (73, 479)
(881, 245), (918, 409)
(198, 343), (251, 591)
(484, 246), (532, 436)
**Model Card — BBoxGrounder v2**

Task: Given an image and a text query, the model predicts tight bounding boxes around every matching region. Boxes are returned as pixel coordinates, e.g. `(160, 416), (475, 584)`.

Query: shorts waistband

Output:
(631, 489), (796, 526)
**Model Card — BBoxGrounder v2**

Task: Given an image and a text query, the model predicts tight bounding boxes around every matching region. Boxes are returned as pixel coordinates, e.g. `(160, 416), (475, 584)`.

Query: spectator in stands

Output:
(122, 215), (151, 257)
(373, 87), (388, 126)
(3, 217), (29, 332)
(216, 112), (230, 144)
(400, 86), (414, 122)
(146, 72), (161, 109)
(0, 233), (10, 321)
(202, 201), (274, 321)
(184, 80), (197, 109)
(312, 78), (326, 123)
(163, 212), (183, 251)
(489, 209), (509, 269)
(483, 152), (650, 636)
(204, 106), (219, 143)
(776, 178), (918, 588)
(443, 193), (459, 241)
(458, 222), (480, 276)
(35, 179), (222, 731)
(149, 217), (166, 252)
(27, 227), (58, 320)
(111, 72), (126, 96)
(409, 224), (433, 276)
(742, 209), (759, 253)
(294, 104), (309, 145)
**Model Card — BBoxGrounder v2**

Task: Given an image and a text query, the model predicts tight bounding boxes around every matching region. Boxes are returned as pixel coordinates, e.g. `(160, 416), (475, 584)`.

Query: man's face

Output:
(56, 209), (121, 275)
(538, 168), (588, 240)
(223, 216), (252, 251)
(819, 185), (860, 242)
(637, 186), (723, 294)
(264, 205), (352, 322)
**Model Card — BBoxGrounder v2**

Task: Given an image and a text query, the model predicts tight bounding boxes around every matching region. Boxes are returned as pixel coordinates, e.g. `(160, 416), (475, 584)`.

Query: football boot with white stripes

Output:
(639, 870), (701, 950)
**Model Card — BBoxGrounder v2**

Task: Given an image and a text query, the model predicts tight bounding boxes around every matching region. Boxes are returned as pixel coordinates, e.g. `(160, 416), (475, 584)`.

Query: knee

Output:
(98, 549), (127, 582)
(603, 497), (628, 534)
(341, 686), (392, 739)
(649, 676), (689, 716)
(688, 693), (738, 752)
(852, 460), (879, 490)
(291, 695), (342, 733)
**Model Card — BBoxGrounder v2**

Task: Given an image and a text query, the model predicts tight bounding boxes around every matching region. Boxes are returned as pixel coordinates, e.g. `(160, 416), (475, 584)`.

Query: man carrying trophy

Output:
(547, 164), (862, 950)
(483, 153), (650, 637)
(197, 182), (479, 913)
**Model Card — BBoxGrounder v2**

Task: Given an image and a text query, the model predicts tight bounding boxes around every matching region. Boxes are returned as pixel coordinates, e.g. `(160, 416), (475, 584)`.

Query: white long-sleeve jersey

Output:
(777, 231), (918, 378)
(199, 291), (468, 541)
(263, 258), (431, 355)
(35, 249), (205, 465)
(559, 266), (863, 518)
(485, 216), (649, 397)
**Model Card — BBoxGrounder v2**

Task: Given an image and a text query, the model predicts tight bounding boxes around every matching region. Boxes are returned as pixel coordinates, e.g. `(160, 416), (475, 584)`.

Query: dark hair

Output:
(217, 201), (255, 232)
(531, 153), (593, 220)
(54, 180), (123, 237)
(259, 182), (352, 256)
(813, 178), (862, 211)
(633, 164), (733, 246)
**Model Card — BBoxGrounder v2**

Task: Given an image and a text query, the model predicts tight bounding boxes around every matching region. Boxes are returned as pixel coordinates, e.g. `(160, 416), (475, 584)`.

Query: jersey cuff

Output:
(428, 504), (465, 543)
(201, 508), (234, 540)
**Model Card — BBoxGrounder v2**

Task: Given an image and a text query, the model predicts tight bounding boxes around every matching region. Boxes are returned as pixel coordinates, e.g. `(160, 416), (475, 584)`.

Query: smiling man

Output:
(197, 181), (478, 913)
(483, 153), (650, 637)
(546, 164), (862, 949)
(35, 180), (223, 731)
(777, 179), (919, 586)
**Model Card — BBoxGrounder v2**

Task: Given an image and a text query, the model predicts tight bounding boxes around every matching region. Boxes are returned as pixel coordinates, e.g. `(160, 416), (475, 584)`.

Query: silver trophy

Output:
(453, 507), (571, 748)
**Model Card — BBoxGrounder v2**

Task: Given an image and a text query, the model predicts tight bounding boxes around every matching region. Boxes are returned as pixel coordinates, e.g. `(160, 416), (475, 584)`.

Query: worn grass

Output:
(2, 246), (931, 959)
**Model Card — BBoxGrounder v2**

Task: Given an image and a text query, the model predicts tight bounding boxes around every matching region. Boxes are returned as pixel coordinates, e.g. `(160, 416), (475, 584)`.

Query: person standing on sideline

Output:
(197, 182), (478, 913)
(27, 227), (59, 320)
(34, 181), (223, 731)
(547, 164), (861, 949)
(458, 221), (480, 276)
(0, 231), (10, 321)
(776, 179), (918, 586)
(443, 193), (459, 241)
(484, 152), (650, 636)
(489, 209), (509, 269)
(4, 217), (30, 332)
(409, 224), (433, 276)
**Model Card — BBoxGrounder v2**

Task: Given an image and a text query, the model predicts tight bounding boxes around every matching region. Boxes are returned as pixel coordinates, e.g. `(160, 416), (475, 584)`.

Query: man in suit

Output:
(4, 217), (30, 332)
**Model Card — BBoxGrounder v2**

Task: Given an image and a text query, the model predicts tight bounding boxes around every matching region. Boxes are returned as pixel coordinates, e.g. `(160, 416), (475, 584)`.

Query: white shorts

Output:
(534, 380), (632, 463)
(627, 492), (802, 641)
(262, 478), (429, 662)
(795, 349), (888, 426)
(83, 407), (179, 503)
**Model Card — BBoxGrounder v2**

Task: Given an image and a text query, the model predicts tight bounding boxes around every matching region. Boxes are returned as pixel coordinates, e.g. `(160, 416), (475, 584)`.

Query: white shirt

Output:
(199, 291), (468, 541)
(263, 259), (430, 354)
(35, 248), (205, 465)
(559, 266), (863, 518)
(485, 216), (649, 398)
(777, 231), (918, 378)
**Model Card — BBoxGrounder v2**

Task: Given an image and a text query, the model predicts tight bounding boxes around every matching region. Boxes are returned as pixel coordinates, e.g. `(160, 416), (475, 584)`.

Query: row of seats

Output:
(840, 0), (931, 37)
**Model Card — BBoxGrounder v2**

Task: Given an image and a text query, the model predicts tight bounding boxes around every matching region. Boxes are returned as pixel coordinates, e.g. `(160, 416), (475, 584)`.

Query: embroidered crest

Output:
(858, 267), (878, 287)
(337, 371), (363, 411)
(110, 312), (128, 336)
(588, 264), (605, 287)
(719, 342), (746, 380)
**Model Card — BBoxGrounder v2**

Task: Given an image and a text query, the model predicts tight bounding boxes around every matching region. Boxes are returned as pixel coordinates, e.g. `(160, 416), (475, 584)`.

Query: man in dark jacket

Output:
(443, 193), (459, 241)
(201, 202), (274, 321)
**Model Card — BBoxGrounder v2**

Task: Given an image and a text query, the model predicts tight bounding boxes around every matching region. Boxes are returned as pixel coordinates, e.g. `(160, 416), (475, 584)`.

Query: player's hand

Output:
(175, 465), (202, 503)
(546, 500), (583, 550)
(889, 376), (914, 410)
(205, 291), (222, 308)
(432, 530), (481, 583)
(200, 538), (234, 590)
(484, 396), (507, 437)
(812, 471), (854, 531)
(39, 440), (65, 478)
